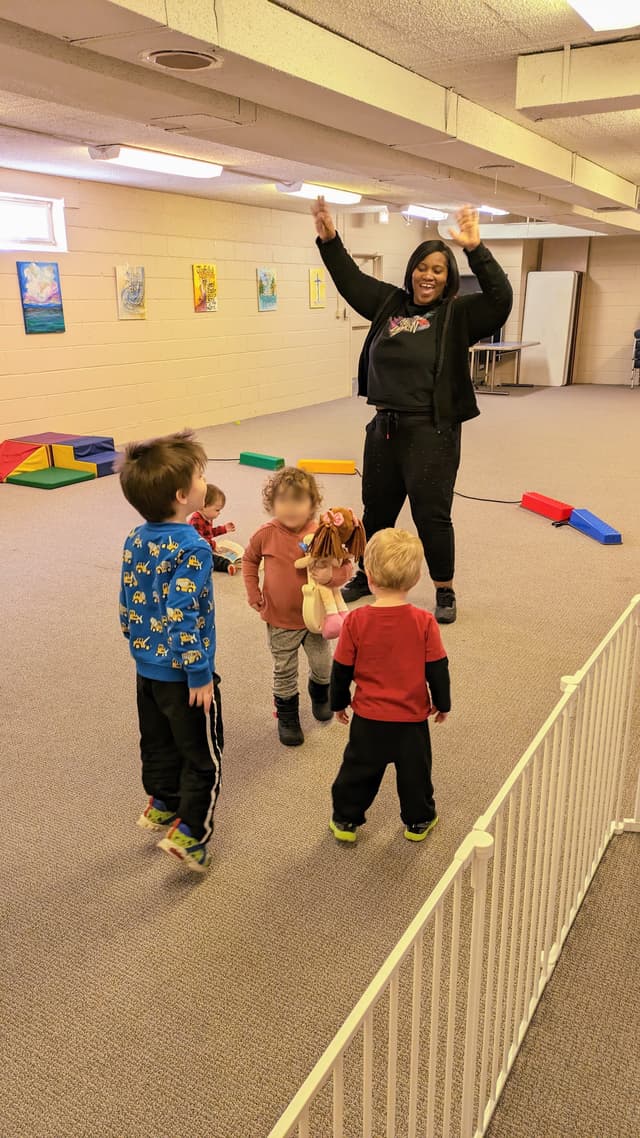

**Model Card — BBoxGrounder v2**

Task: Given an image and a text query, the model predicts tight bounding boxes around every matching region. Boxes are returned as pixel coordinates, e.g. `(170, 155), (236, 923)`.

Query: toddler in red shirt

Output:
(330, 528), (451, 843)
(189, 483), (238, 575)
(242, 467), (352, 746)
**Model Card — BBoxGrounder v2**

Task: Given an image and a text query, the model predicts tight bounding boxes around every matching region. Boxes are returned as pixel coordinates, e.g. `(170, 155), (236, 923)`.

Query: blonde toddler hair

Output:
(364, 529), (423, 591)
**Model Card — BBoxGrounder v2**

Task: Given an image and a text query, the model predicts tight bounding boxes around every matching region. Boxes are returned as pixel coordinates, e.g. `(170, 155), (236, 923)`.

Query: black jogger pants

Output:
(136, 674), (223, 842)
(361, 411), (461, 583)
(332, 714), (436, 827)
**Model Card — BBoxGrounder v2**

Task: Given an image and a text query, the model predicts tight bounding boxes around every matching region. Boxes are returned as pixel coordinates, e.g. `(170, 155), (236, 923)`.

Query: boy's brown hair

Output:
(364, 529), (423, 591)
(205, 484), (225, 508)
(262, 466), (322, 515)
(118, 429), (207, 523)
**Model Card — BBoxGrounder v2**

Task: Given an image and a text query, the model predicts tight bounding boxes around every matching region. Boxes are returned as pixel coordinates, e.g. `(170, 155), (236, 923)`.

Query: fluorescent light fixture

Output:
(379, 206), (389, 224)
(478, 205), (510, 216)
(88, 145), (223, 179)
(403, 204), (448, 221)
(276, 182), (361, 204)
(566, 1), (640, 30)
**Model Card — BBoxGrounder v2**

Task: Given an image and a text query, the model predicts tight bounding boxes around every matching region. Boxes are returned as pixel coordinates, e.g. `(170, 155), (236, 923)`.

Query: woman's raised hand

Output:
(449, 205), (481, 251)
(311, 195), (337, 243)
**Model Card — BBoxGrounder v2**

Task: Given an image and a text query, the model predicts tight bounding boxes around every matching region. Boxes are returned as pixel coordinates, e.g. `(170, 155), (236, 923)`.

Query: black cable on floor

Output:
(354, 465), (518, 504)
(454, 491), (521, 504)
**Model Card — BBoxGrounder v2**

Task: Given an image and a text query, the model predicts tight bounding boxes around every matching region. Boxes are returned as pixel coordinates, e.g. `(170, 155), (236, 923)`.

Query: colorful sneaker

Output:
(404, 817), (439, 842)
(157, 821), (212, 873)
(329, 818), (358, 843)
(137, 797), (179, 832)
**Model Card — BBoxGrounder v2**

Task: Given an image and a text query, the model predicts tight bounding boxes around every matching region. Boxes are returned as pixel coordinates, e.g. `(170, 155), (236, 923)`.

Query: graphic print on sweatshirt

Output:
(388, 314), (432, 337)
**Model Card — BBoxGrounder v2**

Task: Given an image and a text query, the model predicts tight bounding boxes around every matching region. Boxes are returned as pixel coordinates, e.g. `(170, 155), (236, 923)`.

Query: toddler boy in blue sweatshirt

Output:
(119, 429), (222, 873)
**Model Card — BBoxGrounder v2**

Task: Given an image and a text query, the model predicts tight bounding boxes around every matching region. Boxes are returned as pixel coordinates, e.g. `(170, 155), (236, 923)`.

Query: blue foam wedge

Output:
(569, 509), (622, 545)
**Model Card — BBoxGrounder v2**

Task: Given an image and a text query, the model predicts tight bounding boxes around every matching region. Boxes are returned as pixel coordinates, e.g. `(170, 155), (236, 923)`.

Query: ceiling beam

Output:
(516, 41), (640, 119)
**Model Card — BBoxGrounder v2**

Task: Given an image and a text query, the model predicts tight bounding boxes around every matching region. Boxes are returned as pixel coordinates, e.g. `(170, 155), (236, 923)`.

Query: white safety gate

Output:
(268, 596), (640, 1138)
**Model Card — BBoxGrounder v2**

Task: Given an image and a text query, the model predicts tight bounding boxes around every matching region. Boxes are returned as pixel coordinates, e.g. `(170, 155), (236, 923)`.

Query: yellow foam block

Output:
(297, 459), (356, 475)
(13, 446), (49, 475)
(52, 444), (98, 474)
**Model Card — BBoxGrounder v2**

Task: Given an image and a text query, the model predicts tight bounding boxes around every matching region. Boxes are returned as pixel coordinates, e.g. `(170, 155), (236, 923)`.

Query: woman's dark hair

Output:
(404, 240), (460, 299)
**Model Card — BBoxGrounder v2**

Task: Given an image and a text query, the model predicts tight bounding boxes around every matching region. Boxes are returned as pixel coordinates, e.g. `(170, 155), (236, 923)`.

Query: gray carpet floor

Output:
(1, 384), (639, 1137)
(486, 833), (640, 1138)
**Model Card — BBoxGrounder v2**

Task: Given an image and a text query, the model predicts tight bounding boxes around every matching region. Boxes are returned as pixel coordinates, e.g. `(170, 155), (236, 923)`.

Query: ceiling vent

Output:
(141, 50), (223, 71)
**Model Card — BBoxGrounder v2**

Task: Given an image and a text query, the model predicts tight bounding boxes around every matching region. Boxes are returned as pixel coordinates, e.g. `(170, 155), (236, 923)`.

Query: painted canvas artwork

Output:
(257, 266), (277, 311)
(16, 261), (65, 334)
(309, 266), (326, 309)
(192, 263), (218, 313)
(115, 265), (146, 320)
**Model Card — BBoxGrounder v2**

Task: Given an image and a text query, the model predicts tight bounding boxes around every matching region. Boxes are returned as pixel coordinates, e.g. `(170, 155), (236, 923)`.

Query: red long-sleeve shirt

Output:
(189, 511), (229, 552)
(242, 518), (352, 630)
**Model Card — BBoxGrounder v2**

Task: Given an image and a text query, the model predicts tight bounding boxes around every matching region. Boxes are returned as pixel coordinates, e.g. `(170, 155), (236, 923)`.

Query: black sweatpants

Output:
(332, 714), (436, 827)
(136, 674), (223, 842)
(361, 411), (461, 583)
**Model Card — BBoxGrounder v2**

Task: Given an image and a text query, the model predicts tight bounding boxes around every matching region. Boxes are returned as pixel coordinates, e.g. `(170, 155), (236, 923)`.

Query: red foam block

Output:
(521, 491), (574, 523)
(0, 440), (38, 482)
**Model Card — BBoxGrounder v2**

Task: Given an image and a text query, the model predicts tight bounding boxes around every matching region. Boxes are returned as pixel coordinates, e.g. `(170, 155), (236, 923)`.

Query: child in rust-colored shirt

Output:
(242, 467), (352, 747)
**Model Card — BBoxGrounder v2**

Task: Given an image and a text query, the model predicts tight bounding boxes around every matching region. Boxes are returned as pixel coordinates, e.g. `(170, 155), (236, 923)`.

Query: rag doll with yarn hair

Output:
(294, 507), (366, 639)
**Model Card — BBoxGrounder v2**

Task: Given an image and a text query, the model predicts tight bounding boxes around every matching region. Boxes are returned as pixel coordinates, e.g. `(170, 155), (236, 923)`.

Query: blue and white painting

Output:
(116, 265), (146, 320)
(17, 261), (65, 334)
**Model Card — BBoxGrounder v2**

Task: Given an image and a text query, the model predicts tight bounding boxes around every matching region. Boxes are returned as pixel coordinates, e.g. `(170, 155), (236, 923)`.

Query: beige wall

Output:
(573, 237), (640, 385)
(0, 170), (436, 443)
(1, 168), (358, 445)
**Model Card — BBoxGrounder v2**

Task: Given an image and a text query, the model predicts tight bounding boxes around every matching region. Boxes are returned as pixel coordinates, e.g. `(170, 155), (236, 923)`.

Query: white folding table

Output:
(469, 341), (540, 395)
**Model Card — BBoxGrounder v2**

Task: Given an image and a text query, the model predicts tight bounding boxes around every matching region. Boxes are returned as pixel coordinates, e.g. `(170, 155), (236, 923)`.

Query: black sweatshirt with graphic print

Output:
(317, 234), (513, 426)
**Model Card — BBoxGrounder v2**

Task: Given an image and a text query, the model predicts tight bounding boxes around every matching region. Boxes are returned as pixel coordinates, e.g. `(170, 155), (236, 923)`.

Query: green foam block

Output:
(7, 467), (95, 489)
(239, 451), (284, 471)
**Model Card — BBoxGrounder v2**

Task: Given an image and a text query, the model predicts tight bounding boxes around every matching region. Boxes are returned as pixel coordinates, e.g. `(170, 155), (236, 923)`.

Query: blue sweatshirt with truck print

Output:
(119, 522), (215, 688)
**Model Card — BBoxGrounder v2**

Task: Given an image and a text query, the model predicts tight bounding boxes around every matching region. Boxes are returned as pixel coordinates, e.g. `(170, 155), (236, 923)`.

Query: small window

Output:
(0, 192), (67, 253)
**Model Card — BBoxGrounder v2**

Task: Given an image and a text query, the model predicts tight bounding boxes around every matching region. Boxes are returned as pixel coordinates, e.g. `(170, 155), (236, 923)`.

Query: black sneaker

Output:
(434, 587), (457, 624)
(341, 571), (372, 604)
(274, 694), (304, 746)
(404, 817), (439, 842)
(308, 679), (332, 722)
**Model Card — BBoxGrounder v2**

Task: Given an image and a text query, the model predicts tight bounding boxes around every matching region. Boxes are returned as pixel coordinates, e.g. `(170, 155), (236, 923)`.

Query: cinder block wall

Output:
(0, 170), (423, 444)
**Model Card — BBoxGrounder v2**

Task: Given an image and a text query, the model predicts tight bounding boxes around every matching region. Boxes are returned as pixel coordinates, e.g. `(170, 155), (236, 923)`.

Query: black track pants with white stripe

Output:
(136, 674), (223, 842)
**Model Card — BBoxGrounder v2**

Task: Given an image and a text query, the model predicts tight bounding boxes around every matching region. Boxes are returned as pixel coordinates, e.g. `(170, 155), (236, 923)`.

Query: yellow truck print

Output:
(123, 571), (137, 587)
(155, 644), (168, 657)
(156, 560), (172, 574)
(136, 561), (152, 575)
(147, 541), (160, 557)
(132, 591), (146, 605)
(182, 649), (203, 665)
(128, 610), (143, 624)
(149, 617), (164, 633)
(122, 549), (133, 564)
(132, 637), (151, 651)
(167, 607), (185, 623)
(165, 537), (179, 552)
(187, 554), (203, 570)
(179, 632), (197, 645)
(133, 535), (143, 549)
(175, 578), (197, 593)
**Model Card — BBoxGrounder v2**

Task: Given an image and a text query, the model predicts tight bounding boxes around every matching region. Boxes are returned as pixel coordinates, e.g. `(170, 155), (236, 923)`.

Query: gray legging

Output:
(361, 411), (461, 582)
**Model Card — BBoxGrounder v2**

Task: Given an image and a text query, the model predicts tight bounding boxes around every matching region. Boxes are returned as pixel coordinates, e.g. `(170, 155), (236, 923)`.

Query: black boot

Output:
(341, 570), (372, 604)
(274, 694), (304, 746)
(308, 679), (332, 722)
